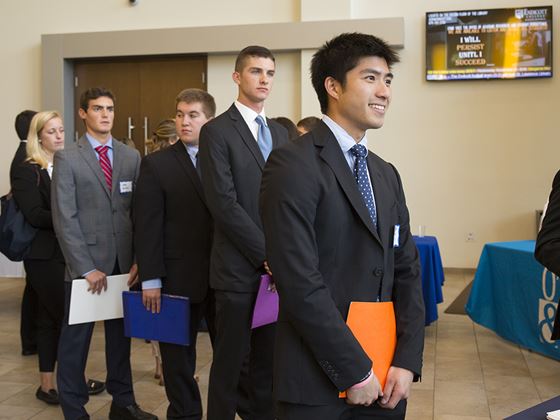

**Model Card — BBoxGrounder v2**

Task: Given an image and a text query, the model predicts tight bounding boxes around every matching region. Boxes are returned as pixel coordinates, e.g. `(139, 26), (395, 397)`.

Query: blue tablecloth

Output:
(466, 240), (560, 360)
(413, 236), (444, 325)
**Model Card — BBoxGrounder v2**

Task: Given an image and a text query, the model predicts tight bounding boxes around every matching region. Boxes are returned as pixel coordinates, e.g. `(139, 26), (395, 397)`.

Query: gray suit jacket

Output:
(52, 136), (141, 280)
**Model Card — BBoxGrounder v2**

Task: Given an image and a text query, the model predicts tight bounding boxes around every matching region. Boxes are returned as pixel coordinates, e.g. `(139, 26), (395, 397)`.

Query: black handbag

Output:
(0, 165), (40, 261)
(0, 191), (38, 261)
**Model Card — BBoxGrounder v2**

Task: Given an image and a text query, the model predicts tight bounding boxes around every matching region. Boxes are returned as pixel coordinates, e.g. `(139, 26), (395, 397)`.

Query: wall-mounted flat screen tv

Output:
(426, 6), (552, 81)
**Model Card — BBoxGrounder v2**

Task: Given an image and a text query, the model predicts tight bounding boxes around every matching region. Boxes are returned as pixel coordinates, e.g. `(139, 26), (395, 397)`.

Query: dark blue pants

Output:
(57, 280), (135, 420)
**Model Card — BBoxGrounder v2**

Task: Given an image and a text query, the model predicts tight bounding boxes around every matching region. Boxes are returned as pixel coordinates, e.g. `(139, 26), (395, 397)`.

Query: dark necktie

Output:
(350, 144), (377, 228)
(95, 145), (112, 191)
(255, 115), (273, 160)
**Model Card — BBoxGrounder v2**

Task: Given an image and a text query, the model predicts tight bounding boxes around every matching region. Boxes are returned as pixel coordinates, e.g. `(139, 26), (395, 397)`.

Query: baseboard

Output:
(444, 267), (476, 276)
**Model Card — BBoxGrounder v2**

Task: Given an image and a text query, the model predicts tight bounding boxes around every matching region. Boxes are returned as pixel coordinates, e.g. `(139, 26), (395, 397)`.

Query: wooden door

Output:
(139, 57), (206, 153)
(74, 55), (206, 155)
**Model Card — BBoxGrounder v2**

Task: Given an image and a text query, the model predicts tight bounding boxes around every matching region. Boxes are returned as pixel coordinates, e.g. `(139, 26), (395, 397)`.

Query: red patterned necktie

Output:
(95, 145), (112, 191)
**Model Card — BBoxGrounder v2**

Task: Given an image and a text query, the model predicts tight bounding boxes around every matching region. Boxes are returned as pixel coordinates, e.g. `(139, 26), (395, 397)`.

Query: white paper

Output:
(68, 273), (129, 325)
(547, 409), (560, 420)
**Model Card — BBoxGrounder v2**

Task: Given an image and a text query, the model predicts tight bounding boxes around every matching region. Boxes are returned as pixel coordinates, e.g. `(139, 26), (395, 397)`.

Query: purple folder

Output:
(251, 274), (279, 329)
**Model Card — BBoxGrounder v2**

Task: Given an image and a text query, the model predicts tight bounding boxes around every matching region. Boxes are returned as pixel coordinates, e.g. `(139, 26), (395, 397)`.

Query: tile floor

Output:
(0, 271), (558, 419)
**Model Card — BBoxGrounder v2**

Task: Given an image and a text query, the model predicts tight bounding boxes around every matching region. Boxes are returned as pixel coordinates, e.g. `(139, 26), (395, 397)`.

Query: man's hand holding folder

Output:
(376, 367), (414, 409)
(143, 288), (161, 314)
(346, 372), (383, 406)
(340, 301), (414, 408)
(85, 270), (107, 294)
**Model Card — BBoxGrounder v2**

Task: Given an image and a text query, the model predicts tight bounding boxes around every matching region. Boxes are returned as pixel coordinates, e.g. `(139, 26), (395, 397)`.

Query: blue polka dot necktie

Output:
(255, 115), (273, 161)
(350, 144), (377, 228)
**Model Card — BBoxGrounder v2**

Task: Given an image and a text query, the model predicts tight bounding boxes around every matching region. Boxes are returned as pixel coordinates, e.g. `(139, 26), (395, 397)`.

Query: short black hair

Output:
(311, 32), (399, 114)
(235, 45), (275, 72)
(79, 87), (116, 112)
(15, 110), (38, 140)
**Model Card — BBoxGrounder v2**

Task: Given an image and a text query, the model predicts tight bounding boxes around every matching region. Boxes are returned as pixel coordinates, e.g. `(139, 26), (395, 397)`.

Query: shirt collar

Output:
(235, 100), (267, 125)
(85, 132), (113, 150)
(182, 141), (198, 159)
(322, 115), (368, 154)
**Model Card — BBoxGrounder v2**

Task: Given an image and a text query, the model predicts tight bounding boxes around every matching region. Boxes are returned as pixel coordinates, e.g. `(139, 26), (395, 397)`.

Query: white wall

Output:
(1, 0), (558, 268)
(207, 52), (301, 120)
(0, 0), (298, 189)
(350, 0), (559, 267)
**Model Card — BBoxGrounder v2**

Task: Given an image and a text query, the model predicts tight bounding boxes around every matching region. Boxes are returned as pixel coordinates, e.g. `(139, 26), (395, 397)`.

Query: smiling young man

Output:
(134, 88), (215, 419)
(260, 33), (425, 419)
(198, 46), (289, 420)
(52, 87), (156, 420)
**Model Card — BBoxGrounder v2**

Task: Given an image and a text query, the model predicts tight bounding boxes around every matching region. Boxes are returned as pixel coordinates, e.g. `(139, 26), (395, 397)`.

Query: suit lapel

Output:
(314, 123), (382, 246)
(367, 155), (390, 251)
(111, 140), (123, 198)
(227, 104), (265, 170)
(77, 136), (111, 199)
(170, 141), (205, 202)
(39, 168), (51, 195)
(267, 118), (282, 149)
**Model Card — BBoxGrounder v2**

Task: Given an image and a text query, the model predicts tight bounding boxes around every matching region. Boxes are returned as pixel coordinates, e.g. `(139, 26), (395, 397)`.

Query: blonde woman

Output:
(11, 111), (65, 404)
(145, 118), (178, 154)
(11, 111), (105, 404)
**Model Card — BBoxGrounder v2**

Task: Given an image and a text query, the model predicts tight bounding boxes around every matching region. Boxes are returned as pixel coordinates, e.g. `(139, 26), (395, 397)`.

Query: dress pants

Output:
(207, 290), (275, 420)
(20, 278), (38, 352)
(23, 259), (65, 372)
(159, 301), (206, 419)
(203, 288), (216, 345)
(276, 399), (407, 420)
(57, 269), (135, 420)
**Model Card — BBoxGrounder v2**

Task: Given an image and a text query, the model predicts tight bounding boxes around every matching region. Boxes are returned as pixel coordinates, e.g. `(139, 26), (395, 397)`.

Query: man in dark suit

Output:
(11, 109), (39, 356)
(535, 172), (560, 340)
(260, 33), (425, 419)
(52, 87), (156, 420)
(134, 88), (216, 419)
(199, 45), (289, 420)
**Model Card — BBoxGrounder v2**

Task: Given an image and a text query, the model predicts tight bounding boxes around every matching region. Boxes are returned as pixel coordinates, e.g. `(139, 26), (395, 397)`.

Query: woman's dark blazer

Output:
(11, 160), (64, 262)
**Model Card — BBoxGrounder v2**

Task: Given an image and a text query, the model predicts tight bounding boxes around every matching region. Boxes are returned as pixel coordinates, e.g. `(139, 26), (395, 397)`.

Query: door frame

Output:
(41, 18), (404, 141)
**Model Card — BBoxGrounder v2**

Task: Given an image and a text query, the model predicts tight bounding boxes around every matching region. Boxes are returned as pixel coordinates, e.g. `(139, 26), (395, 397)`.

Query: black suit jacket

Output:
(535, 169), (560, 339)
(11, 161), (64, 261)
(198, 104), (288, 292)
(260, 122), (425, 404)
(133, 141), (212, 303)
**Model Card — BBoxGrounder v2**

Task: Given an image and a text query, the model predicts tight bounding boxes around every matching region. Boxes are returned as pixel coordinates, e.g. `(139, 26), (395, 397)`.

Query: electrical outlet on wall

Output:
(466, 232), (475, 242)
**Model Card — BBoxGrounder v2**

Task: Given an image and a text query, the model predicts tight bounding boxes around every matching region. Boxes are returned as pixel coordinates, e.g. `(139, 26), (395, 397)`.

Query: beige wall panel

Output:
(352, 0), (559, 267)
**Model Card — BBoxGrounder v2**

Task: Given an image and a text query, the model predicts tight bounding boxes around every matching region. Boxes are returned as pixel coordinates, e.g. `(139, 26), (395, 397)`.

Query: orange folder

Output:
(339, 301), (396, 398)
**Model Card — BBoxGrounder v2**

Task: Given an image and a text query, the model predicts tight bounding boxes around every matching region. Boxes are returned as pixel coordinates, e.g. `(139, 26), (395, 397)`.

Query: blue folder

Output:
(122, 291), (190, 346)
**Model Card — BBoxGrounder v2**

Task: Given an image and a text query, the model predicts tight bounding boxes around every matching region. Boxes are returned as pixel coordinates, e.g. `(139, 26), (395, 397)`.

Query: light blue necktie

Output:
(255, 115), (273, 161)
(350, 144), (377, 228)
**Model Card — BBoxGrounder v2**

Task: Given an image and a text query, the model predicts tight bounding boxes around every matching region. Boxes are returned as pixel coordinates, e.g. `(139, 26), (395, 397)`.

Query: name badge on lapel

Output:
(393, 224), (400, 248)
(119, 181), (133, 194)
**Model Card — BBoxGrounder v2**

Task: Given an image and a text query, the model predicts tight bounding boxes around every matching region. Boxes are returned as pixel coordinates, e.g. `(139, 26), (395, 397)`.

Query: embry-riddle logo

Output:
(540, 268), (559, 346)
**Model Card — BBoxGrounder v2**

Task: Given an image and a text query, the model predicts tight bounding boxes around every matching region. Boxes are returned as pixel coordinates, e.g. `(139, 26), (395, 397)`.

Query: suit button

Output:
(374, 267), (384, 277)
